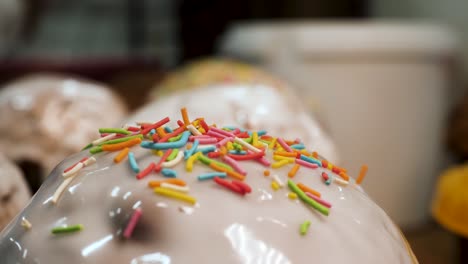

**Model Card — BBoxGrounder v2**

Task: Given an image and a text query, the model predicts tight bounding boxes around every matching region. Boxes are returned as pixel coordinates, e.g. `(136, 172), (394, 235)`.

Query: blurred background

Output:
(1, 0), (468, 263)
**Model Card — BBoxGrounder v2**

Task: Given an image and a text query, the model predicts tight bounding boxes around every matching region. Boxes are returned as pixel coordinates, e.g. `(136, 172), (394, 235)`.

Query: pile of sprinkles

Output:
(42, 107), (369, 237)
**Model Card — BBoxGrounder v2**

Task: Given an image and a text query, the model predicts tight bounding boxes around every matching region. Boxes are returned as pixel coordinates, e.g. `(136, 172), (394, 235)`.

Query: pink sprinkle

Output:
(210, 127), (235, 138)
(305, 192), (332, 208)
(197, 137), (218, 144)
(222, 155), (247, 175)
(123, 208), (142, 239)
(295, 159), (319, 169)
(206, 130), (227, 139)
(232, 128), (241, 135)
(189, 135), (211, 142)
(216, 137), (233, 148)
(256, 156), (271, 167)
(277, 138), (293, 152)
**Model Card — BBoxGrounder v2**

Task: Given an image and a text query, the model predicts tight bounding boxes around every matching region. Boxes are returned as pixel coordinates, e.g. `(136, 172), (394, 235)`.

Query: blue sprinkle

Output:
(291, 143), (305, 150)
(198, 172), (227, 181)
(184, 139), (200, 160)
(141, 131), (191, 150)
(128, 152), (140, 173)
(257, 130), (267, 136)
(325, 176), (332, 186)
(149, 129), (156, 136)
(300, 155), (321, 166)
(161, 168), (177, 178)
(164, 126), (173, 133)
(198, 146), (216, 154)
(223, 126), (246, 132)
(228, 150), (247, 155)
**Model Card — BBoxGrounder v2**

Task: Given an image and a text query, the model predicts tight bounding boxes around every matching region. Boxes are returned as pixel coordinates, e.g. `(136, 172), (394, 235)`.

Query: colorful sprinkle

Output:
(98, 128), (131, 135)
(288, 192), (298, 200)
(123, 208), (142, 239)
(154, 187), (196, 204)
(148, 179), (186, 188)
(51, 224), (83, 234)
(277, 138), (293, 152)
(213, 177), (245, 195)
(288, 164), (300, 178)
(288, 180), (329, 216)
(160, 182), (189, 193)
(141, 131), (190, 150)
(271, 181), (280, 191)
(305, 192), (332, 208)
(356, 165), (368, 184)
(297, 183), (321, 198)
(102, 137), (142, 152)
(136, 162), (156, 180)
(300, 221), (311, 235)
(198, 172), (227, 181)
(114, 147), (130, 163)
(161, 168), (177, 178)
(128, 152), (140, 173)
(264, 170), (270, 176)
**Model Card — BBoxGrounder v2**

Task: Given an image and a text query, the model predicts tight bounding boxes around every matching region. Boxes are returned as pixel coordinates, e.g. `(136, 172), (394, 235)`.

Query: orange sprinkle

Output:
(356, 165), (368, 184)
(274, 151), (298, 158)
(156, 127), (167, 137)
(297, 183), (321, 198)
(148, 179), (187, 188)
(338, 171), (350, 181)
(312, 151), (318, 158)
(288, 164), (300, 178)
(181, 107), (190, 125)
(335, 165), (348, 173)
(186, 143), (193, 150)
(102, 137), (142, 152)
(113, 147), (130, 163)
(210, 163), (245, 181)
(220, 146), (227, 156)
(264, 170), (270, 177)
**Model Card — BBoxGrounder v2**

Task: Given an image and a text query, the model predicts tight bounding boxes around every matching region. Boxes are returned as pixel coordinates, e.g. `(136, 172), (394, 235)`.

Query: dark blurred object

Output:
(179, 0), (368, 60)
(448, 88), (468, 160)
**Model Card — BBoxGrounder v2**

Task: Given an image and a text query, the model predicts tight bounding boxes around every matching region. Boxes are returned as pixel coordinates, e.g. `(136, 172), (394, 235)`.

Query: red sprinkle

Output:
(228, 151), (265, 161)
(126, 126), (140, 132)
(214, 177), (245, 195)
(154, 149), (173, 172)
(159, 126), (186, 143)
(236, 132), (250, 138)
(199, 119), (209, 132)
(322, 159), (328, 168)
(140, 117), (170, 135)
(136, 162), (156, 180)
(332, 167), (341, 174)
(322, 172), (329, 181)
(232, 180), (252, 193)
(152, 133), (160, 142)
(177, 120), (185, 127)
(63, 157), (88, 173)
(207, 152), (222, 158)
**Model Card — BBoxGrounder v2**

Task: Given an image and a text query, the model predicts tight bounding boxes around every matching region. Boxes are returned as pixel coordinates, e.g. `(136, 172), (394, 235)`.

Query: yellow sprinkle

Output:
(269, 137), (277, 149)
(288, 192), (298, 200)
(152, 150), (164, 156)
(252, 131), (259, 147)
(198, 127), (206, 134)
(154, 187), (196, 205)
(271, 159), (292, 169)
(327, 163), (333, 170)
(227, 141), (234, 151)
(186, 152), (201, 172)
(271, 181), (280, 191)
(273, 155), (295, 162)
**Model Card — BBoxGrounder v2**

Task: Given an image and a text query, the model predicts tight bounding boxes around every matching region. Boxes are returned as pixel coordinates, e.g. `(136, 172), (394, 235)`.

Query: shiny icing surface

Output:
(0, 74), (127, 177)
(130, 83), (338, 163)
(0, 153), (30, 230)
(0, 117), (416, 263)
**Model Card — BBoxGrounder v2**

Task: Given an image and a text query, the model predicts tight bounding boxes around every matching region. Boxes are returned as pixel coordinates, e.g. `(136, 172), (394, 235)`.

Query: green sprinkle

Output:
(166, 148), (179, 161)
(168, 134), (183, 142)
(82, 143), (93, 150)
(89, 146), (103, 154)
(98, 128), (131, 135)
(197, 154), (233, 171)
(243, 136), (253, 144)
(288, 180), (329, 216)
(233, 143), (243, 151)
(51, 224), (83, 234)
(98, 135), (143, 146)
(300, 220), (311, 235)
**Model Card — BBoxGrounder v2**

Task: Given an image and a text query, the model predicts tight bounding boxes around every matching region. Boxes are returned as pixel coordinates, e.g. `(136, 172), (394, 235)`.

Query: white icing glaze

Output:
(0, 74), (127, 177)
(0, 117), (416, 263)
(129, 84), (338, 163)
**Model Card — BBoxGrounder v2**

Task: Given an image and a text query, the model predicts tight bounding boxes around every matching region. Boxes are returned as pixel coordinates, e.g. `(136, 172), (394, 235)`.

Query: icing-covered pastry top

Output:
(0, 74), (128, 179)
(0, 109), (417, 263)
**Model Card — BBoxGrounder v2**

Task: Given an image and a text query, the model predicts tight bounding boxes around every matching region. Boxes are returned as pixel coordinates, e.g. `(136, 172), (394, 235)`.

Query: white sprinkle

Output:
(161, 151), (184, 168)
(234, 137), (261, 153)
(92, 133), (116, 146)
(186, 124), (202, 136)
(62, 162), (83, 178)
(272, 174), (284, 187)
(52, 176), (76, 204)
(21, 217), (32, 230)
(334, 177), (349, 186)
(83, 157), (96, 167)
(160, 183), (190, 193)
